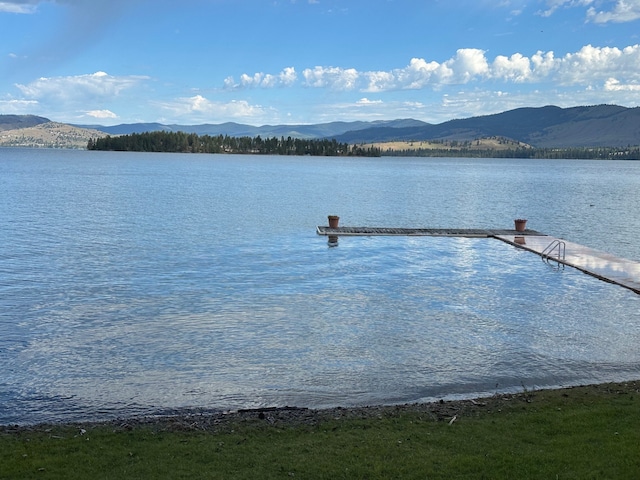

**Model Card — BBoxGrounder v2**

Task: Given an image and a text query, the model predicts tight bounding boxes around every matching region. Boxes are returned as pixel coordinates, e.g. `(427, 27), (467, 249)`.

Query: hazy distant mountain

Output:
(332, 105), (640, 148)
(76, 119), (430, 139)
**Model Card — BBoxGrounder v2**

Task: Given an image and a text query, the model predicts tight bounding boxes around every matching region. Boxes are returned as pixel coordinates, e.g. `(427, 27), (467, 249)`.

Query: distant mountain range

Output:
(74, 118), (428, 141)
(2, 104), (639, 148)
(331, 104), (640, 148)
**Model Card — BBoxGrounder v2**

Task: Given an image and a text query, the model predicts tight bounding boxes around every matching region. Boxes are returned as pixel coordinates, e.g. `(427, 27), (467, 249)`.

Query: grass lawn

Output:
(1, 381), (638, 479)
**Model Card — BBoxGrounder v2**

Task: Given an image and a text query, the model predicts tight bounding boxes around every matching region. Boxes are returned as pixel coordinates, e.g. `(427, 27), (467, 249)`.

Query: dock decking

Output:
(316, 225), (640, 294)
(316, 226), (544, 237)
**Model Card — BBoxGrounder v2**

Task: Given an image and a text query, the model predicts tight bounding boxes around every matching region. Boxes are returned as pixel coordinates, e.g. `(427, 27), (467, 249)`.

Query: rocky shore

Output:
(3, 380), (638, 436)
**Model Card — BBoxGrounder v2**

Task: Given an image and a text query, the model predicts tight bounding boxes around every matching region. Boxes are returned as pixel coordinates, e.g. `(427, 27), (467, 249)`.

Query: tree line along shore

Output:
(87, 131), (382, 157)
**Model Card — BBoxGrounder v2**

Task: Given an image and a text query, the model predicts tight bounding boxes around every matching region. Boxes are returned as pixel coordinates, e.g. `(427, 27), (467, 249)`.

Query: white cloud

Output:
(604, 77), (640, 90)
(556, 44), (640, 85)
(239, 73), (264, 88)
(356, 98), (383, 105)
(530, 50), (557, 78)
(0, 98), (39, 112)
(587, 0), (640, 23)
(158, 95), (271, 123)
(225, 67), (297, 89)
(538, 0), (640, 22)
(223, 76), (237, 89)
(363, 70), (396, 93)
(7, 72), (148, 123)
(85, 109), (117, 119)
(302, 66), (359, 90)
(15, 71), (148, 102)
(445, 48), (491, 83)
(538, 0), (594, 17)
(278, 67), (297, 86)
(396, 57), (450, 89)
(228, 44), (640, 95)
(491, 53), (531, 82)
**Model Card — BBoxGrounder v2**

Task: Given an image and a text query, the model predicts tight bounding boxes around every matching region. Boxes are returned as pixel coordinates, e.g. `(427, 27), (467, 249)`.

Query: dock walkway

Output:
(495, 234), (640, 294)
(316, 226), (640, 294)
(316, 226), (543, 237)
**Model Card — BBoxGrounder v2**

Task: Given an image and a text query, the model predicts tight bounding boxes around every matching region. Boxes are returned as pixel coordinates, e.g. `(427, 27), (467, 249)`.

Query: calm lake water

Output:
(1, 148), (640, 425)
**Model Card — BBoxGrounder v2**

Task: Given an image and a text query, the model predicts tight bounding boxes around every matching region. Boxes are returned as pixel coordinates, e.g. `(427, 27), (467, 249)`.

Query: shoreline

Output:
(3, 380), (638, 435)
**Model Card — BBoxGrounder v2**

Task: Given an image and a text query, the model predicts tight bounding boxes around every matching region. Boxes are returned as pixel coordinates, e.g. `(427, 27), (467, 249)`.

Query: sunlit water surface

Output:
(1, 149), (639, 425)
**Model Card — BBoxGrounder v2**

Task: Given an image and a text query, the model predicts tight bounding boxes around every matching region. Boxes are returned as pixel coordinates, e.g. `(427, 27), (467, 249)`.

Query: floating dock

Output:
(316, 226), (544, 237)
(316, 226), (640, 295)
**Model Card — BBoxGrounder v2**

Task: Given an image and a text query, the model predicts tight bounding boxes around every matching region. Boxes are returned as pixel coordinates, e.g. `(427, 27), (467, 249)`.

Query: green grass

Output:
(1, 382), (639, 479)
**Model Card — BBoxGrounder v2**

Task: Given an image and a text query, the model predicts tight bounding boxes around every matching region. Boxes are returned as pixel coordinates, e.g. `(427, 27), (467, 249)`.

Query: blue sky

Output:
(1, 0), (640, 126)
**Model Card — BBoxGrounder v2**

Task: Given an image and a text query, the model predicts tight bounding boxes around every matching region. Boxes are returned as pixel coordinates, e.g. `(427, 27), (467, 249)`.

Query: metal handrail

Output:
(541, 239), (566, 265)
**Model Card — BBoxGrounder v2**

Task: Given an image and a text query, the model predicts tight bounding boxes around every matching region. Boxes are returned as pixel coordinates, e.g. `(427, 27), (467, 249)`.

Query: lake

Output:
(1, 148), (639, 425)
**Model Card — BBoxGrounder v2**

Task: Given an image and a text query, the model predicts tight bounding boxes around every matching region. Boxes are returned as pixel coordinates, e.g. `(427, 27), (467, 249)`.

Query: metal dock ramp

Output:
(317, 225), (640, 295)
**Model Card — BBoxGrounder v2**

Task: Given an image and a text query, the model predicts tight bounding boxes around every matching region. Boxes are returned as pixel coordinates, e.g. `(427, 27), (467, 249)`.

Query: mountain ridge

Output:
(0, 114), (50, 131)
(1, 104), (639, 149)
(332, 104), (640, 147)
(74, 118), (430, 139)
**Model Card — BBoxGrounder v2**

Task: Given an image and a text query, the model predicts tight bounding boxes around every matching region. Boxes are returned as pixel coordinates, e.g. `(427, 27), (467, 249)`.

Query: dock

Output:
(316, 226), (640, 295)
(316, 226), (544, 237)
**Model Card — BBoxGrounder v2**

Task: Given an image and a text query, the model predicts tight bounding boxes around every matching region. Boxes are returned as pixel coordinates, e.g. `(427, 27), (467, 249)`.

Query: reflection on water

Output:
(1, 150), (640, 425)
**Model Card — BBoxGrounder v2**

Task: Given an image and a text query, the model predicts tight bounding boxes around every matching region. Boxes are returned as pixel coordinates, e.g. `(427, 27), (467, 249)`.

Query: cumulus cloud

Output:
(224, 67), (297, 89)
(395, 57), (450, 89)
(244, 45), (640, 93)
(228, 44), (640, 95)
(556, 44), (640, 85)
(15, 71), (148, 102)
(446, 48), (491, 82)
(604, 77), (640, 91)
(492, 53), (532, 82)
(302, 66), (359, 90)
(363, 70), (396, 93)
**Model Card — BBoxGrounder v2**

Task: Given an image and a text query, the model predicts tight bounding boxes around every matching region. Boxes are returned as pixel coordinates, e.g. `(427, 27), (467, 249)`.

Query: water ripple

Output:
(2, 151), (640, 424)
